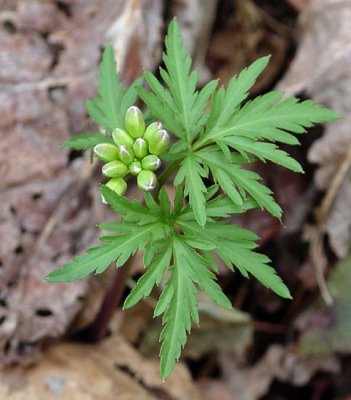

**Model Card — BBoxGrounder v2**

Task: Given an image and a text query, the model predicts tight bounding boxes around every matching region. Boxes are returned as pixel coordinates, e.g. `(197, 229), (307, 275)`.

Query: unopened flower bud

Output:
(112, 128), (134, 147)
(133, 138), (148, 159)
(141, 155), (161, 171)
(117, 145), (134, 165)
(94, 143), (119, 162)
(148, 129), (170, 156)
(129, 160), (142, 176)
(137, 170), (157, 191)
(102, 160), (128, 178)
(106, 177), (127, 196)
(125, 106), (145, 138)
(143, 121), (162, 144)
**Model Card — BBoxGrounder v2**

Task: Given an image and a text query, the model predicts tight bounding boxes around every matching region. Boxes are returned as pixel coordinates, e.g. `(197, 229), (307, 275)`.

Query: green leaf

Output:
(47, 223), (163, 282)
(158, 236), (232, 379)
(174, 155), (208, 226)
(221, 136), (304, 173)
(62, 131), (113, 150)
(140, 19), (217, 144)
(179, 220), (291, 299)
(100, 186), (158, 224)
(86, 45), (141, 132)
(203, 92), (339, 146)
(46, 240), (124, 282)
(158, 188), (171, 219)
(198, 147), (282, 218)
(124, 242), (172, 309)
(207, 56), (270, 131)
(158, 237), (198, 379)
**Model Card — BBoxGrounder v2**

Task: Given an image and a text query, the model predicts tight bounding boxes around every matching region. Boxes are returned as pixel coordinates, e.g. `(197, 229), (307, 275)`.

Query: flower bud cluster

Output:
(94, 106), (169, 196)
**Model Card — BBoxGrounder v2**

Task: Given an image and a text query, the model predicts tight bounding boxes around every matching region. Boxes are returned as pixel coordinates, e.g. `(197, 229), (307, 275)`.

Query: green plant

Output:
(47, 20), (338, 379)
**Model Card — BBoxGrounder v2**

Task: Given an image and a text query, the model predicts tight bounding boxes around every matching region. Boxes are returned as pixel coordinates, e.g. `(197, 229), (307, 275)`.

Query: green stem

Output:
(157, 159), (181, 189)
(192, 137), (208, 152)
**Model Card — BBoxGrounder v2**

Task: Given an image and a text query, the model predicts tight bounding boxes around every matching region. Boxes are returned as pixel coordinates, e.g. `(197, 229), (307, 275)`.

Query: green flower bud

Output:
(125, 106), (145, 138)
(106, 177), (127, 196)
(143, 121), (162, 144)
(112, 128), (134, 147)
(141, 155), (161, 171)
(117, 145), (134, 165)
(133, 138), (148, 159)
(129, 160), (142, 176)
(137, 170), (157, 191)
(102, 160), (128, 178)
(94, 143), (119, 162)
(148, 129), (170, 156)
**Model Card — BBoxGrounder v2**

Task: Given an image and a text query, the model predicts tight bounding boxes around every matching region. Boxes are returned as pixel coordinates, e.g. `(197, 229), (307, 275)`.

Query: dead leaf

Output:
(219, 345), (339, 400)
(0, 335), (202, 400)
(297, 254), (351, 356)
(171, 0), (219, 84)
(278, 0), (351, 258)
(0, 0), (163, 366)
(140, 296), (253, 360)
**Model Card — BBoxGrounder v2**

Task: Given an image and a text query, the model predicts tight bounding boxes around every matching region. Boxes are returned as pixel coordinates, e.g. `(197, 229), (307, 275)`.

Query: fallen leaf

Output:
(219, 345), (339, 400)
(140, 295), (253, 360)
(297, 254), (351, 355)
(278, 0), (351, 258)
(0, 334), (202, 400)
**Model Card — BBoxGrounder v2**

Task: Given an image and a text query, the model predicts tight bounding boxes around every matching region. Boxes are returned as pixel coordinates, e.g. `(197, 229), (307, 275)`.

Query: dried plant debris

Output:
(0, 335), (202, 400)
(0, 0), (163, 365)
(297, 254), (351, 356)
(140, 296), (253, 360)
(218, 345), (339, 400)
(278, 0), (351, 258)
(170, 0), (219, 83)
(208, 0), (294, 90)
(0, 161), (98, 366)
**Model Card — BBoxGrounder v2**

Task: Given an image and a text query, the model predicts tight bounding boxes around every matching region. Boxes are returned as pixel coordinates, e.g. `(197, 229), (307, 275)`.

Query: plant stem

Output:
(157, 159), (181, 188)
(80, 260), (132, 342)
(82, 160), (180, 343)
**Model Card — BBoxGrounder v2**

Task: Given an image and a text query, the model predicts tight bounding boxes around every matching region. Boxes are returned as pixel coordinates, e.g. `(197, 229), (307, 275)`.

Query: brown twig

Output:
(81, 259), (133, 342)
(309, 142), (351, 305)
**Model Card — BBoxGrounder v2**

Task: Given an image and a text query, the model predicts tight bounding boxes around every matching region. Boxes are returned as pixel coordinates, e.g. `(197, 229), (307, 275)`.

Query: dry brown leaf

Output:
(197, 379), (233, 400)
(278, 0), (351, 258)
(219, 345), (340, 400)
(0, 0), (163, 365)
(140, 296), (253, 361)
(297, 254), (351, 356)
(0, 335), (202, 400)
(171, 0), (219, 84)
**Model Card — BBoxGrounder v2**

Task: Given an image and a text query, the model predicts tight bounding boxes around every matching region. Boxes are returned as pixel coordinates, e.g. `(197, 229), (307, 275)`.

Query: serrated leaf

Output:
(174, 155), (208, 226)
(46, 240), (122, 282)
(159, 237), (199, 379)
(198, 147), (282, 218)
(124, 243), (172, 309)
(86, 44), (124, 131)
(159, 188), (171, 219)
(207, 56), (270, 131)
(229, 165), (282, 218)
(185, 237), (216, 250)
(178, 220), (291, 299)
(203, 92), (339, 146)
(47, 223), (163, 282)
(100, 186), (158, 224)
(86, 45), (140, 132)
(158, 236), (233, 379)
(220, 136), (303, 173)
(62, 131), (113, 150)
(140, 19), (217, 144)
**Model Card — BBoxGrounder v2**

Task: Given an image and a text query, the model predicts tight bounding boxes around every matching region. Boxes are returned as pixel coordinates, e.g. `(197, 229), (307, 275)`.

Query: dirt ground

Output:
(1, 1), (351, 399)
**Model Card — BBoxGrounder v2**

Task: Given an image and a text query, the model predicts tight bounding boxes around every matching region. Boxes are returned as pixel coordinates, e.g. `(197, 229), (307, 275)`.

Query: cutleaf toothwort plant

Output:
(47, 20), (338, 379)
